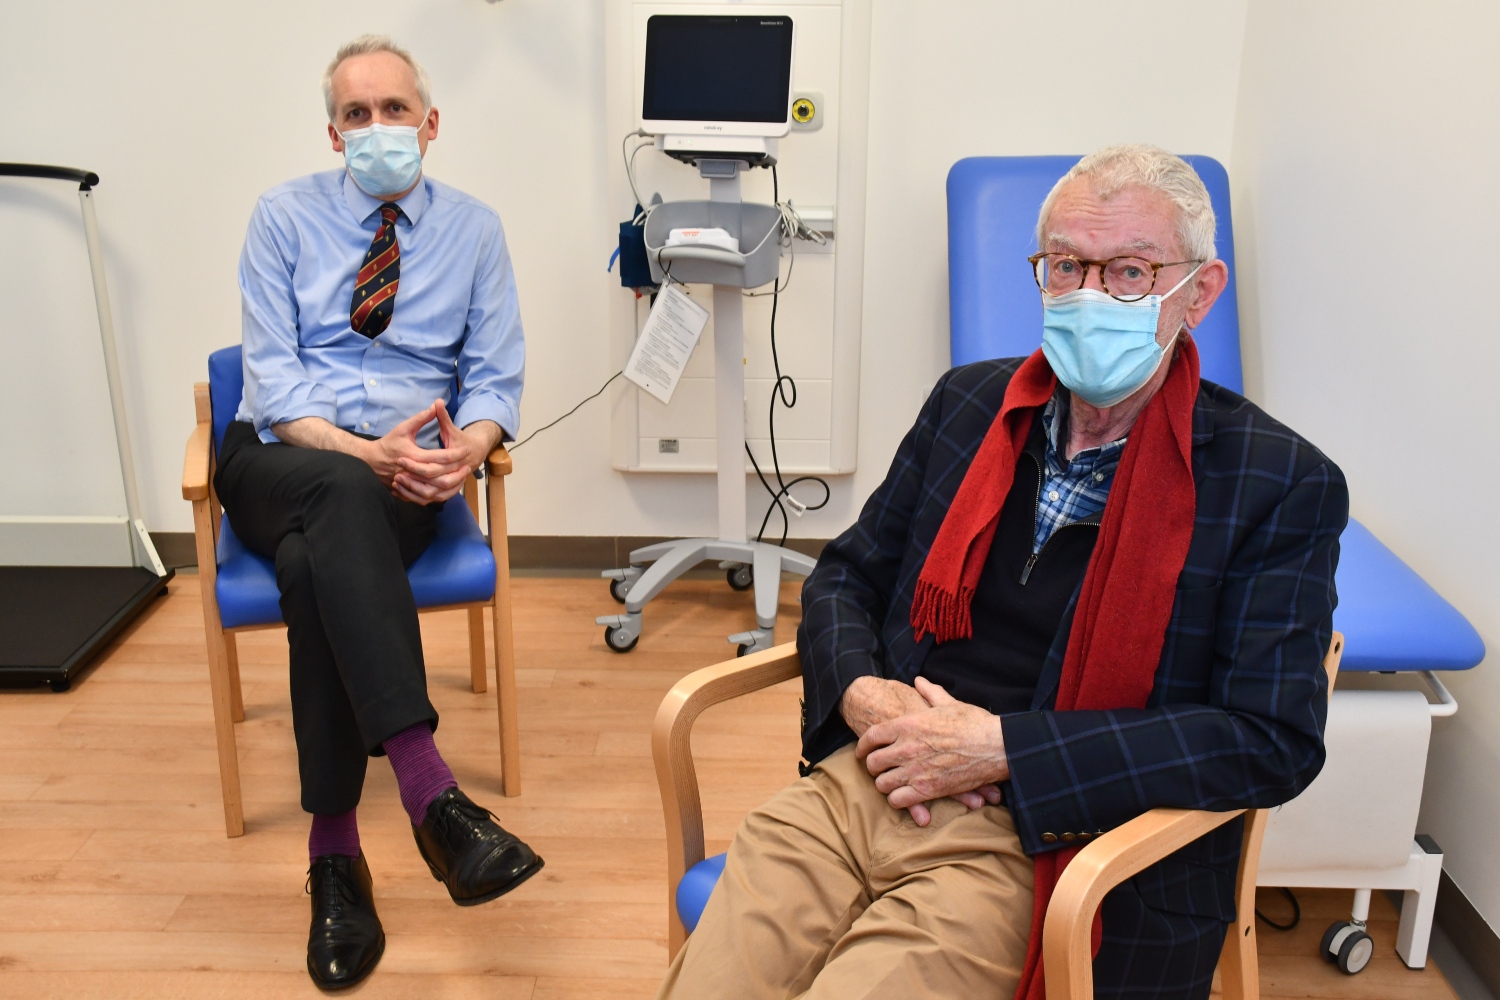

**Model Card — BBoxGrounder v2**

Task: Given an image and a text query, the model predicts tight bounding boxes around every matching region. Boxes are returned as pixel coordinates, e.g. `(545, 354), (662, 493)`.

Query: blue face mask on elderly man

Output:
(1041, 263), (1204, 408)
(340, 121), (425, 198)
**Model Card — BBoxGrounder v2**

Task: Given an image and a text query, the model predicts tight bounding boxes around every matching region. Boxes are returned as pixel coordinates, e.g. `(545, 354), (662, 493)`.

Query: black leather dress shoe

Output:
(413, 787), (544, 906)
(306, 852), (385, 990)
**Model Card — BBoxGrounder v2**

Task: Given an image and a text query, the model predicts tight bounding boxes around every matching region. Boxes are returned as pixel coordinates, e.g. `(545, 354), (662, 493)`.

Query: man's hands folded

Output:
(842, 676), (1008, 827)
(360, 401), (501, 505)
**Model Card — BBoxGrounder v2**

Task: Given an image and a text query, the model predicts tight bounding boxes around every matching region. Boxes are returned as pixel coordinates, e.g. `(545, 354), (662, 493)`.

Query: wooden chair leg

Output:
(224, 632), (244, 723)
(467, 606), (488, 694)
(192, 499), (244, 837)
(1220, 809), (1267, 1000)
(486, 475), (521, 797)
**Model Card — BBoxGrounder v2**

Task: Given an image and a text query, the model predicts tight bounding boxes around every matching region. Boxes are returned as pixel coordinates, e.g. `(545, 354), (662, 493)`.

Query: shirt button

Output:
(1048, 490), (1060, 501)
(369, 379), (377, 387)
(1095, 473), (1105, 482)
(362, 422), (371, 430)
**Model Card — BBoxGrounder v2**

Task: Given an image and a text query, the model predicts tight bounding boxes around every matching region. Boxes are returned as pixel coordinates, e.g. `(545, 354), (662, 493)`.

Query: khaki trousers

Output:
(657, 744), (1035, 1000)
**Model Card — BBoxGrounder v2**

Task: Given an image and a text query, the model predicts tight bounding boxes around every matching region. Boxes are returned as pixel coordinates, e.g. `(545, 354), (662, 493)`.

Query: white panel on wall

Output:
(609, 0), (863, 481)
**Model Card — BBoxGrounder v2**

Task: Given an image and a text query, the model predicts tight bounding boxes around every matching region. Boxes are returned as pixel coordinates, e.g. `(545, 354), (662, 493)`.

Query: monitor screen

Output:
(642, 15), (794, 126)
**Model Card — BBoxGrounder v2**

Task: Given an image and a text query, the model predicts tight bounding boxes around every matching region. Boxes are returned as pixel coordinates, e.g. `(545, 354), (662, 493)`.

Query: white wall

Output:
(1230, 1), (1500, 928)
(0, 0), (1247, 539)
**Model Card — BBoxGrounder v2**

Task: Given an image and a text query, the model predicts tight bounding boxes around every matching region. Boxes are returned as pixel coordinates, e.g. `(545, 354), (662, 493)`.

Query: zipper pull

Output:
(1019, 552), (1039, 586)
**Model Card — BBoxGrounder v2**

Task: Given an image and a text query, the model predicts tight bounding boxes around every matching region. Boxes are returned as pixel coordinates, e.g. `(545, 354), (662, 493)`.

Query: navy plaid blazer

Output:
(797, 357), (1347, 994)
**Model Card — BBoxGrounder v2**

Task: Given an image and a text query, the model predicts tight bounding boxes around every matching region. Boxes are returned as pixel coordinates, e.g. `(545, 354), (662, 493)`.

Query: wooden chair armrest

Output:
(1043, 806), (1246, 998)
(653, 642), (801, 951)
(486, 445), (512, 477)
(182, 422), (212, 501)
(1042, 634), (1340, 998)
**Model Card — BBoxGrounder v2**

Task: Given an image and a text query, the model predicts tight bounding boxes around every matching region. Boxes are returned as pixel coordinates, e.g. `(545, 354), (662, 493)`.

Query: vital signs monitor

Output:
(640, 15), (795, 141)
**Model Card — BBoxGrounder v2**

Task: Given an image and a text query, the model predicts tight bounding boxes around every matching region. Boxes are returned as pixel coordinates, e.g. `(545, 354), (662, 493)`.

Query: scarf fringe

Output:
(910, 579), (975, 644)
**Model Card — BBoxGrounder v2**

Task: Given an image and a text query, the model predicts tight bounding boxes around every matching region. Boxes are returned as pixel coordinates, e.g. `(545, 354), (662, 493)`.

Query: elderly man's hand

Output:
(856, 677), (1008, 826)
(839, 676), (930, 739)
(841, 676), (1004, 825)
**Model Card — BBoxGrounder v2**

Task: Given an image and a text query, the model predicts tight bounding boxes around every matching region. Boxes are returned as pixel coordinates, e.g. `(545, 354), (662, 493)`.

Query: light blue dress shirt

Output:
(236, 169), (524, 448)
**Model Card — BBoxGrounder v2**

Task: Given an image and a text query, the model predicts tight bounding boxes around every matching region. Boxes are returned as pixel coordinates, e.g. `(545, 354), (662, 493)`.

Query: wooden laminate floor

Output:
(0, 574), (1460, 999)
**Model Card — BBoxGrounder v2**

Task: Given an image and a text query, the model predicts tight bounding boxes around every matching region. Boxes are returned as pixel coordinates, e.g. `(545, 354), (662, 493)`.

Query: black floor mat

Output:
(0, 566), (172, 683)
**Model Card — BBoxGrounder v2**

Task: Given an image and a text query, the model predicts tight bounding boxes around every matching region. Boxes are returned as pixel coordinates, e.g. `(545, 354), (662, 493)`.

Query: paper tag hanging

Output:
(622, 282), (710, 404)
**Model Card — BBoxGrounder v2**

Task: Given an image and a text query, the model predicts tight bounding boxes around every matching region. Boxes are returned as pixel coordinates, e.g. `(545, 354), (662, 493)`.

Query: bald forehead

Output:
(1043, 179), (1183, 260)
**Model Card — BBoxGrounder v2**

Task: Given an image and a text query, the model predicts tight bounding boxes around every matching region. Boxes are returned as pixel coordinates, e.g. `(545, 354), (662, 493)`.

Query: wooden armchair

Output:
(181, 345), (522, 838)
(652, 634), (1344, 998)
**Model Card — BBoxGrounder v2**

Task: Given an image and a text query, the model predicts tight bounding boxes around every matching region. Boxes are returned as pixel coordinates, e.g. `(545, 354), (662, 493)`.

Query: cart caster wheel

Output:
(1319, 922), (1341, 963)
(48, 678), (71, 693)
(1336, 930), (1373, 974)
(604, 625), (639, 653)
(1321, 921), (1373, 974)
(603, 567), (642, 604)
(728, 628), (773, 657)
(726, 565), (754, 591)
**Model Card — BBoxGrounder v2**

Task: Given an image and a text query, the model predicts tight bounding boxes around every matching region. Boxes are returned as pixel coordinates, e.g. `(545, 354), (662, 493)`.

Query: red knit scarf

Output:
(908, 340), (1201, 1000)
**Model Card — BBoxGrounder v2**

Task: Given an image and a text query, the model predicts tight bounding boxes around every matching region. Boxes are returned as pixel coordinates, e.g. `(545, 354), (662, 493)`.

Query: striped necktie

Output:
(350, 204), (402, 338)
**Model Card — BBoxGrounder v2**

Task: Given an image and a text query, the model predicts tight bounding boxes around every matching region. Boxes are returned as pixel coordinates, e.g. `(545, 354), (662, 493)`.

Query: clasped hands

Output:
(361, 401), (500, 505)
(842, 675), (1009, 827)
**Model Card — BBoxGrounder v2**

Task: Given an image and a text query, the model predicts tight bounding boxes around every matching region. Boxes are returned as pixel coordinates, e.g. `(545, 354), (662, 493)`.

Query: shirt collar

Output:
(1042, 391), (1128, 471)
(341, 170), (430, 228)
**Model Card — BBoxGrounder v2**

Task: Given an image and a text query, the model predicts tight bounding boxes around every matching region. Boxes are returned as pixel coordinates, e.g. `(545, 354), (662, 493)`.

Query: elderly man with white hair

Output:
(214, 36), (537, 990)
(657, 145), (1348, 1000)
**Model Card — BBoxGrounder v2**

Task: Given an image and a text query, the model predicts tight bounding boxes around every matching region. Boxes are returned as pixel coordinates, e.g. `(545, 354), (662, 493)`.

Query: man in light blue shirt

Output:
(213, 36), (540, 991)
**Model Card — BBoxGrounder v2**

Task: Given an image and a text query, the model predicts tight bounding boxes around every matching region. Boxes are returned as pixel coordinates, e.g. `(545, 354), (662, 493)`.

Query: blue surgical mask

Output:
(340, 121), (424, 198)
(1040, 265), (1202, 408)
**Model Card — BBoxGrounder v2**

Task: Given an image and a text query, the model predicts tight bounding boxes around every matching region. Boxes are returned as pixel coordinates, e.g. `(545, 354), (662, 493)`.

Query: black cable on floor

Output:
(750, 164), (830, 545)
(1255, 887), (1301, 931)
(510, 371), (623, 450)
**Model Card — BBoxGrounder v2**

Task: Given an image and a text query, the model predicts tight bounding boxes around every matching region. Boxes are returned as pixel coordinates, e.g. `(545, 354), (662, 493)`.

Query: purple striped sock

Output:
(308, 808), (360, 863)
(383, 723), (457, 826)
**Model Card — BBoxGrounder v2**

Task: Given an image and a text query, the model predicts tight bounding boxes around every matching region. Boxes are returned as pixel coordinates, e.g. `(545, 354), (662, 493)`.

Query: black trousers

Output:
(214, 421), (440, 815)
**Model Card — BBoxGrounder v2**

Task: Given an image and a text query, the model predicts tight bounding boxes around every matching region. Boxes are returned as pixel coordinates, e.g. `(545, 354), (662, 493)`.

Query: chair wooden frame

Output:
(181, 382), (522, 838)
(652, 634), (1344, 999)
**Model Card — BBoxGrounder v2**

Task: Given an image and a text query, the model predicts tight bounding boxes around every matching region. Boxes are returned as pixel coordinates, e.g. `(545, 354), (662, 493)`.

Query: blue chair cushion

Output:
(216, 494), (497, 630)
(946, 155), (1244, 394)
(1334, 519), (1484, 672)
(676, 852), (727, 933)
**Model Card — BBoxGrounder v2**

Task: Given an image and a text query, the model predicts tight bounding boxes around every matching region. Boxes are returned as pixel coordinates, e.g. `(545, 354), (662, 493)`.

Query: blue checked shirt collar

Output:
(1033, 393), (1127, 552)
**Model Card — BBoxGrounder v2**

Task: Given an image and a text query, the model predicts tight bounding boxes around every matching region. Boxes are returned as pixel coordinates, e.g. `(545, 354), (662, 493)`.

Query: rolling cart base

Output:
(600, 538), (816, 653)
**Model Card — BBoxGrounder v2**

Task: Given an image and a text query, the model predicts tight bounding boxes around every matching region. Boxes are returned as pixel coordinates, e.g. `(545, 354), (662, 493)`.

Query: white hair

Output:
(1036, 144), (1217, 263)
(322, 35), (433, 120)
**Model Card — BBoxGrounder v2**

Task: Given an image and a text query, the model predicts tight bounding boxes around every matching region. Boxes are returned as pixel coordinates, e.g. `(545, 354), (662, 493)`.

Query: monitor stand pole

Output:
(597, 162), (816, 655)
